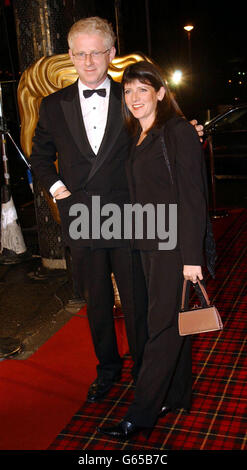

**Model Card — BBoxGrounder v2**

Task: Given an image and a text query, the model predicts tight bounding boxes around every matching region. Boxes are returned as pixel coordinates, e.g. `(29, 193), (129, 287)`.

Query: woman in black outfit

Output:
(98, 61), (208, 438)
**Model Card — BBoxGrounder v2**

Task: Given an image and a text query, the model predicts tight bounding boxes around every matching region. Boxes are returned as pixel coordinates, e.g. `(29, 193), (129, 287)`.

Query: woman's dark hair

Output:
(122, 60), (184, 136)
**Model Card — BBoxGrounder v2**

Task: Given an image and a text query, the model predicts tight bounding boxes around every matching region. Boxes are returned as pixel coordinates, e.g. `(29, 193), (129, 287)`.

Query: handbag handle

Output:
(181, 278), (211, 310)
(160, 134), (174, 185)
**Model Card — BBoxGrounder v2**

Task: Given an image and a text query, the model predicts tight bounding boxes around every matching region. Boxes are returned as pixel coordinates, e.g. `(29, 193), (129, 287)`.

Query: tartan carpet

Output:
(49, 209), (247, 451)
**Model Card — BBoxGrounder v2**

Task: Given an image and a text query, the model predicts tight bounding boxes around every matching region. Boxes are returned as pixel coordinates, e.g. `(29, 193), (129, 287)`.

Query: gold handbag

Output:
(178, 279), (223, 336)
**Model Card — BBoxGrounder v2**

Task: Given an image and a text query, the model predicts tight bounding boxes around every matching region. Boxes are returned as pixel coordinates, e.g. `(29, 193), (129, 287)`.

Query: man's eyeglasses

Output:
(72, 49), (110, 61)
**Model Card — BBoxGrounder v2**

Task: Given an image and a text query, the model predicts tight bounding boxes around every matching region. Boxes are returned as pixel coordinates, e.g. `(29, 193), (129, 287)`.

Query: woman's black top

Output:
(125, 116), (207, 266)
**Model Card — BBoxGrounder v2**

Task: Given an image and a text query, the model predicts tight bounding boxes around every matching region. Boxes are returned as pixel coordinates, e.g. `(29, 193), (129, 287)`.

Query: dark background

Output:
(0, 0), (246, 207)
(1, 0), (246, 119)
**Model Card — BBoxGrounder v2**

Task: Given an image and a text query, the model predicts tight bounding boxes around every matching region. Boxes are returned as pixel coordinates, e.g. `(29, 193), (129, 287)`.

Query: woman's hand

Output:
(183, 265), (203, 283)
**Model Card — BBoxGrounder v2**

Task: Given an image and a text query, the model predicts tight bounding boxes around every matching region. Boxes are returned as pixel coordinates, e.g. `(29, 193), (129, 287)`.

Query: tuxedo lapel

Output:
(60, 80), (94, 162)
(86, 78), (124, 183)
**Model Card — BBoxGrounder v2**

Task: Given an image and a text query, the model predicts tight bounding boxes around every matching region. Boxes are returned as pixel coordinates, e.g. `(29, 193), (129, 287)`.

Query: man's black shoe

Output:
(97, 419), (148, 439)
(87, 375), (120, 403)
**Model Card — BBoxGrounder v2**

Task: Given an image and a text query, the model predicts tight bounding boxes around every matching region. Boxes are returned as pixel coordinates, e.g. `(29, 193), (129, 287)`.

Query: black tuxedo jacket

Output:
(125, 117), (207, 266)
(30, 77), (131, 248)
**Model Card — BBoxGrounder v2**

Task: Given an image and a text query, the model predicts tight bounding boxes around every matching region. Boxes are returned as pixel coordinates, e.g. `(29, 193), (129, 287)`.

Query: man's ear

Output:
(109, 46), (116, 63)
(68, 48), (75, 64)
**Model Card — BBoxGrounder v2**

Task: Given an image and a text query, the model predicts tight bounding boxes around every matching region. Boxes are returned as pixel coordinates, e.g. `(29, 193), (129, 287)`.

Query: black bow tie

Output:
(83, 88), (106, 98)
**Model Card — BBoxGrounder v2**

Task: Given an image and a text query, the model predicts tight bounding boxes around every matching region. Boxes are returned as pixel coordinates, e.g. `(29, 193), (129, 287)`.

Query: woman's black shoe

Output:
(159, 405), (172, 417)
(97, 420), (149, 439)
(159, 405), (190, 417)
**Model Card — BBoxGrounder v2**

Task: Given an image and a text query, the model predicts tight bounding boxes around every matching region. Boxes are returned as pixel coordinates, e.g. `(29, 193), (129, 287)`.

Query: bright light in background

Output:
(184, 25), (194, 32)
(171, 70), (182, 85)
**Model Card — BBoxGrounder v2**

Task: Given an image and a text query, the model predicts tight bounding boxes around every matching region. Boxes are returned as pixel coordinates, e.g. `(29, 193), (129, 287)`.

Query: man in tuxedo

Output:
(30, 17), (148, 402)
(30, 17), (203, 403)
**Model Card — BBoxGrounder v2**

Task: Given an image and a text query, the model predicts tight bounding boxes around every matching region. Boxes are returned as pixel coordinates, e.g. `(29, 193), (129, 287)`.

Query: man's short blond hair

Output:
(68, 17), (116, 49)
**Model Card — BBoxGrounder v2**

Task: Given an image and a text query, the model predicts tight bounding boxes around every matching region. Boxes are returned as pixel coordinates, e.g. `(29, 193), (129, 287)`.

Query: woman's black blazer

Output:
(125, 116), (207, 266)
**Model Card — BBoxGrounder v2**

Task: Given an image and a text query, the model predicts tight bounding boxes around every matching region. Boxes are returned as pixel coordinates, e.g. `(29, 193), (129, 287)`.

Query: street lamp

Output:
(184, 25), (194, 32)
(184, 24), (194, 77)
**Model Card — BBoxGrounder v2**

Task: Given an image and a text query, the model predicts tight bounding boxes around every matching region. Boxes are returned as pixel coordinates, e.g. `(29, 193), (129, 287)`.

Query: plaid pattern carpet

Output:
(49, 209), (247, 451)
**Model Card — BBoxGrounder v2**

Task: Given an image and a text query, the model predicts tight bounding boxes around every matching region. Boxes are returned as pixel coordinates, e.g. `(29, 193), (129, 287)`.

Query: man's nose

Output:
(84, 53), (93, 65)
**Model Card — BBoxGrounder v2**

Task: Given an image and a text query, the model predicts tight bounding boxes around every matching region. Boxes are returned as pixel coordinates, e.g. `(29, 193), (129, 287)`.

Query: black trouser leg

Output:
(125, 250), (192, 427)
(70, 246), (122, 381)
(110, 248), (148, 381)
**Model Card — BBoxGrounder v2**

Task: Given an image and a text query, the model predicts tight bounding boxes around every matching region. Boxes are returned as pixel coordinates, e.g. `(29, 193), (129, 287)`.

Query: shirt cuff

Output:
(49, 180), (65, 196)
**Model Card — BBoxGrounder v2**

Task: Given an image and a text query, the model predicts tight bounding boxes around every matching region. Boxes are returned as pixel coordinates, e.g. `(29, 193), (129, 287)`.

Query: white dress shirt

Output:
(50, 76), (111, 197)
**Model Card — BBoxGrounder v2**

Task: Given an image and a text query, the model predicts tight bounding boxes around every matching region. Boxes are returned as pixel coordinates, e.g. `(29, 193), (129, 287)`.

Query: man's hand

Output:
(54, 186), (72, 199)
(190, 119), (204, 142)
(183, 265), (203, 284)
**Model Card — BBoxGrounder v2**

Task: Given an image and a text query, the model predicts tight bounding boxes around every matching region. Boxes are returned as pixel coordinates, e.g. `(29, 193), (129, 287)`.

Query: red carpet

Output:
(0, 309), (128, 450)
(48, 208), (247, 451)
(0, 208), (246, 451)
